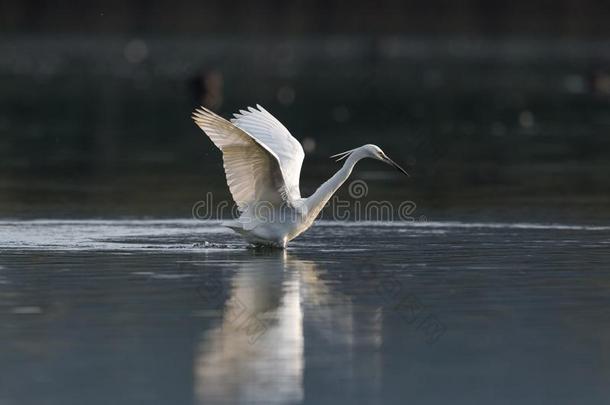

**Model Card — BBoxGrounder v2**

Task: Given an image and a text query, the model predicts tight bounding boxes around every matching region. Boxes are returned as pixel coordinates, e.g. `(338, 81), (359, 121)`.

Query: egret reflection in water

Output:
(194, 251), (383, 404)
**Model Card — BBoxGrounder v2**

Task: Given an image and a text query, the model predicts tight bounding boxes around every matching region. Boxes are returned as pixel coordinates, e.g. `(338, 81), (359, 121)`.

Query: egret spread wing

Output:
(231, 105), (304, 202)
(192, 107), (296, 212)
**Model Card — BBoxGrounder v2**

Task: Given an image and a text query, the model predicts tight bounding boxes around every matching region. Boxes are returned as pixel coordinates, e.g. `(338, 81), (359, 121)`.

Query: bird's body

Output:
(193, 105), (408, 248)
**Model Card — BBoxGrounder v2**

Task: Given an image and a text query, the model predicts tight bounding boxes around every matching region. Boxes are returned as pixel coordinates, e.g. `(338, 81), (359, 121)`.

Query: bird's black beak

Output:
(384, 156), (410, 177)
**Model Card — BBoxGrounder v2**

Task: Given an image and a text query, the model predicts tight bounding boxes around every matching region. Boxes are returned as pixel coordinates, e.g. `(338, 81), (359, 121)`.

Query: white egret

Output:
(192, 105), (409, 248)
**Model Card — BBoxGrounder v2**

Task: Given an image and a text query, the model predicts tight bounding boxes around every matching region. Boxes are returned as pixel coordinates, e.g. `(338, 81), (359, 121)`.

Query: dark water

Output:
(2, 37), (610, 219)
(1, 35), (609, 404)
(1, 219), (610, 404)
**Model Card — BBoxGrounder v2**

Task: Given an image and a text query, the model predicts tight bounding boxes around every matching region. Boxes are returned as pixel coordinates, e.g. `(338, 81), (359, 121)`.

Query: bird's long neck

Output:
(304, 154), (360, 218)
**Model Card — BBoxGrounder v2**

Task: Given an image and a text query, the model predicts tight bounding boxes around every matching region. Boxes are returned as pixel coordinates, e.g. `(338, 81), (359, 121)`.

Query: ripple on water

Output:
(0, 219), (608, 252)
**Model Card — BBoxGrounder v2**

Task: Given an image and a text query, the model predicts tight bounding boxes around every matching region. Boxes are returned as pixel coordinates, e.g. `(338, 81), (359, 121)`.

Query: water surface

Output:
(1, 219), (610, 404)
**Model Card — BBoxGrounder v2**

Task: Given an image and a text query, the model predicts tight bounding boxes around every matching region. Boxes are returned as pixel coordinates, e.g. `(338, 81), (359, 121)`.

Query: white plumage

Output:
(193, 105), (408, 248)
(231, 105), (304, 203)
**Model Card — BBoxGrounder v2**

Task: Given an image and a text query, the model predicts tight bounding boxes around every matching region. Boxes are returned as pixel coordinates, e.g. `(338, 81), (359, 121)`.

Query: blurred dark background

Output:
(1, 0), (609, 220)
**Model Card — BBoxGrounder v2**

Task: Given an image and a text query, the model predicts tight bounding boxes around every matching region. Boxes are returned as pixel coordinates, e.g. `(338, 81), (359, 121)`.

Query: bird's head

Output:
(331, 144), (409, 177)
